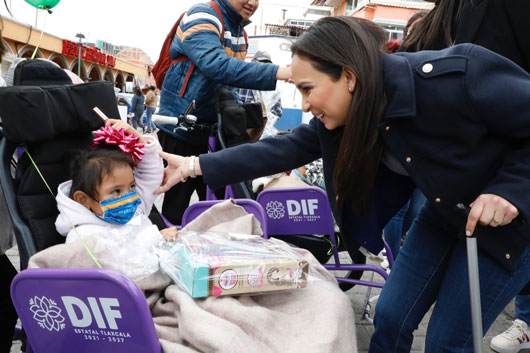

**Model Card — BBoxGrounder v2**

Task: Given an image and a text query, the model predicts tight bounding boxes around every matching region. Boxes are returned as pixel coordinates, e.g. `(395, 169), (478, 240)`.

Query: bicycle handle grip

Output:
(153, 115), (179, 125)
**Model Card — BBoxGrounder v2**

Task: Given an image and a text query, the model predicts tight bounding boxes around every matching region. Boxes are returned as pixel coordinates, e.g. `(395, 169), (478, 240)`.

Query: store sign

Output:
(62, 40), (116, 67)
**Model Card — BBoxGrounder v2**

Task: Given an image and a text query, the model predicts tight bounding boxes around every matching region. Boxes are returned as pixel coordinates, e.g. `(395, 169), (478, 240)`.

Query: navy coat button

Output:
(506, 253), (511, 259)
(422, 63), (433, 73)
(405, 157), (412, 163)
(385, 126), (390, 131)
(435, 197), (441, 203)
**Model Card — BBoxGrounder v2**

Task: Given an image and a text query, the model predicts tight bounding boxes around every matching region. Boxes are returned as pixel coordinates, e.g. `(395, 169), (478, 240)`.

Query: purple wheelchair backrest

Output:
(257, 186), (394, 289)
(11, 268), (161, 353)
(256, 186), (335, 238)
(181, 199), (268, 236)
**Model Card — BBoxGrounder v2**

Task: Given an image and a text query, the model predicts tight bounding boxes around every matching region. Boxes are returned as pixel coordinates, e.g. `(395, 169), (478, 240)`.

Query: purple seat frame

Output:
(206, 135), (235, 201)
(11, 268), (161, 353)
(256, 186), (394, 288)
(181, 199), (268, 236)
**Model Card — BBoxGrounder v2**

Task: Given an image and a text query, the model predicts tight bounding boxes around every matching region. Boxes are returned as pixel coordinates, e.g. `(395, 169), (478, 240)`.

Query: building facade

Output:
(1, 15), (153, 92)
(310, 0), (434, 40)
(350, 0), (434, 40)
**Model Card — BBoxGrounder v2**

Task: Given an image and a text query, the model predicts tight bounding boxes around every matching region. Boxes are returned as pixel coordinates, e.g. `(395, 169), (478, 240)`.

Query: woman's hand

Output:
(465, 193), (519, 236)
(160, 227), (178, 242)
(155, 152), (202, 194)
(105, 119), (146, 144)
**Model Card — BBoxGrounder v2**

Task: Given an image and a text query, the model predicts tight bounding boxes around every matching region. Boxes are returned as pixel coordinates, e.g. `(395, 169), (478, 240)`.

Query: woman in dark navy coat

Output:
(156, 17), (530, 352)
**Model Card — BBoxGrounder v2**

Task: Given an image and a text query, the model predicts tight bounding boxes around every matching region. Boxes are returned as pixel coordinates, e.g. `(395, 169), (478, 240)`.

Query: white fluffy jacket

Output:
(55, 135), (164, 244)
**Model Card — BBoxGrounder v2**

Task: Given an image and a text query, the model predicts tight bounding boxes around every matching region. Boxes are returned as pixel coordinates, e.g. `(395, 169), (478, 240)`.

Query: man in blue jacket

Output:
(157, 0), (291, 224)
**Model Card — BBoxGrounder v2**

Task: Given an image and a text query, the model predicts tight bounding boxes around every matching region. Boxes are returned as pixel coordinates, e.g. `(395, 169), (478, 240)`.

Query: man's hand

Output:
(276, 66), (293, 83)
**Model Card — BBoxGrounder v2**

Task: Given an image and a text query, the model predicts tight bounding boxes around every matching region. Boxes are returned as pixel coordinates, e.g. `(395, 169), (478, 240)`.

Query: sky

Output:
(0, 0), (311, 62)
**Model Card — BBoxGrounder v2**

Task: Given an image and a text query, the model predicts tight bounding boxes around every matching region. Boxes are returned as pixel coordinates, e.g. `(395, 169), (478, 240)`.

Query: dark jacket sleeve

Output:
(465, 45), (530, 221)
(201, 118), (322, 189)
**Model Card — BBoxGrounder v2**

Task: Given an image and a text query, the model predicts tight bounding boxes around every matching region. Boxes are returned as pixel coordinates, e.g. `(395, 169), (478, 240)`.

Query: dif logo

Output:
(265, 199), (319, 219)
(29, 295), (122, 332)
(62, 296), (122, 329)
(286, 199), (318, 216)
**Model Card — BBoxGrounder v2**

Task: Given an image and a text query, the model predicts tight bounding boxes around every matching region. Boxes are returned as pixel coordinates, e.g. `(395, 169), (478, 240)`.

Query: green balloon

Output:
(24, 0), (61, 10)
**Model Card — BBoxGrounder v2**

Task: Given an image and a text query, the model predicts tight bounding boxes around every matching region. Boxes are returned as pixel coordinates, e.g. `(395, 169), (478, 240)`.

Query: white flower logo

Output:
(29, 296), (66, 332)
(266, 201), (285, 219)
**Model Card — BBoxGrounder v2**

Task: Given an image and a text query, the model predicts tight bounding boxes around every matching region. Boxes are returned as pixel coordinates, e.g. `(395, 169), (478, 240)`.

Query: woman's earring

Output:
(348, 87), (353, 93)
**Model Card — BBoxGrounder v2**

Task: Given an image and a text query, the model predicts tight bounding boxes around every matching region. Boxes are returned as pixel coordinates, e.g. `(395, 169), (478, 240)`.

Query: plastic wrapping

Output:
(92, 214), (161, 281)
(157, 231), (312, 298)
(253, 90), (282, 139)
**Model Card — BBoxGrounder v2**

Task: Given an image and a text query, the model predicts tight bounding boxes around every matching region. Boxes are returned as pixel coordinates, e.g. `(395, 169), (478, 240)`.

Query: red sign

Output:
(62, 40), (116, 67)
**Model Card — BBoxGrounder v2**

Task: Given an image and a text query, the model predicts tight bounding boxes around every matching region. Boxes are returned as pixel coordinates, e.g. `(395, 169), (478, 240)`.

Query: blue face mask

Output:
(96, 190), (141, 225)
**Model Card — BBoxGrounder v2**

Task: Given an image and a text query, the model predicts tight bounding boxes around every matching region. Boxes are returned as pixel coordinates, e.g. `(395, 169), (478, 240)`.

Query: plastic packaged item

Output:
(92, 214), (161, 281)
(157, 231), (309, 298)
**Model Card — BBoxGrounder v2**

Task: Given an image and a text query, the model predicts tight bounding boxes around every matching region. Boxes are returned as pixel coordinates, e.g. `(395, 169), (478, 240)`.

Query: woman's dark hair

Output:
(402, 0), (464, 51)
(403, 11), (428, 38)
(69, 146), (135, 199)
(134, 86), (142, 95)
(291, 16), (387, 216)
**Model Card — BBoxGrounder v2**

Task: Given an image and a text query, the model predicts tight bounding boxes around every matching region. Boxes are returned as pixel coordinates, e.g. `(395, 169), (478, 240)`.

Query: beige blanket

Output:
(29, 200), (357, 353)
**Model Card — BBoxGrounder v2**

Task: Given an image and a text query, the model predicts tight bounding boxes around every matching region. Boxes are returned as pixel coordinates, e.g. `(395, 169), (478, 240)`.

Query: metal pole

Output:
(260, 8), (264, 35)
(77, 41), (81, 77)
(466, 236), (484, 353)
(76, 33), (85, 79)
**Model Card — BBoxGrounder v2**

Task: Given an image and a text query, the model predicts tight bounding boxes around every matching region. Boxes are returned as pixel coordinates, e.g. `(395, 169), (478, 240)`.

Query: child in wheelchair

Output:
(55, 119), (178, 245)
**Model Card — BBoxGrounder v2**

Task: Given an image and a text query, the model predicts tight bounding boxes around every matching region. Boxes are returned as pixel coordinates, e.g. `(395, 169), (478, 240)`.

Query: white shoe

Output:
(490, 319), (530, 353)
(380, 257), (389, 270)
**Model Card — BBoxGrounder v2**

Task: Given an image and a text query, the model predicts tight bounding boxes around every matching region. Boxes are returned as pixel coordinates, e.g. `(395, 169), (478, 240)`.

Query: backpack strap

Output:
(174, 1), (225, 98)
(243, 28), (248, 48)
(209, 1), (225, 40)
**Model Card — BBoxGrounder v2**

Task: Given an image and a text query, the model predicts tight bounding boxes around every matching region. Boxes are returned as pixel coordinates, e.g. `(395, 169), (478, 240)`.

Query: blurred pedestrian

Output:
(144, 85), (157, 133)
(130, 86), (145, 133)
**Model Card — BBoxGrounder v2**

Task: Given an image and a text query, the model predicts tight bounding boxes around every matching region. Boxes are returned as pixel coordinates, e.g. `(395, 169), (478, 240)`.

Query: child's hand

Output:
(160, 227), (178, 242)
(105, 119), (146, 144)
